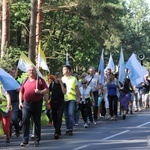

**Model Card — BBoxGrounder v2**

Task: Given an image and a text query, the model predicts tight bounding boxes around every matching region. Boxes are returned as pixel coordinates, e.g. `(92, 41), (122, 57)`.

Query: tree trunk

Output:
(1, 0), (10, 58)
(0, 5), (2, 48)
(28, 0), (37, 63)
(35, 0), (44, 65)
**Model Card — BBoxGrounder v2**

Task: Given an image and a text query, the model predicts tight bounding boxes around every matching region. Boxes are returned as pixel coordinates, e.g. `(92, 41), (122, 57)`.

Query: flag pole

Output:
(36, 41), (40, 89)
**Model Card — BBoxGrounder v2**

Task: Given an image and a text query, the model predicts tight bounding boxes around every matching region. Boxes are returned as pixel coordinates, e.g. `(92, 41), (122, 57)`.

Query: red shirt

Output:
(20, 78), (48, 102)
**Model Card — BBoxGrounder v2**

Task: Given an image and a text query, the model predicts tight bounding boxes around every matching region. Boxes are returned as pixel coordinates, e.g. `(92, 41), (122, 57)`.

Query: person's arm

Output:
(58, 78), (66, 94)
(39, 88), (49, 95)
(35, 78), (49, 94)
(19, 91), (23, 110)
(75, 85), (81, 99)
(5, 93), (11, 110)
(90, 90), (95, 106)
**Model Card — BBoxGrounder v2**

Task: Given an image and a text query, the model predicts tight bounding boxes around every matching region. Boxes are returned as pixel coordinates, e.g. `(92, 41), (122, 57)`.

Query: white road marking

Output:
(102, 130), (130, 140)
(136, 121), (150, 127)
(74, 121), (150, 150)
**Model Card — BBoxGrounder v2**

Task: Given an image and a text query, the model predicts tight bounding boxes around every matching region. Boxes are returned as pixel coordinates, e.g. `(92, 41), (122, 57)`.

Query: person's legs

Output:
(93, 91), (98, 122)
(22, 102), (31, 144)
(113, 96), (118, 117)
(11, 102), (20, 137)
(87, 102), (93, 123)
(74, 102), (79, 125)
(51, 105), (58, 133)
(108, 96), (113, 117)
(32, 101), (42, 143)
(134, 92), (138, 111)
(138, 92), (142, 111)
(67, 100), (75, 131)
(64, 101), (69, 131)
(1, 111), (12, 145)
(55, 103), (64, 135)
(80, 103), (86, 123)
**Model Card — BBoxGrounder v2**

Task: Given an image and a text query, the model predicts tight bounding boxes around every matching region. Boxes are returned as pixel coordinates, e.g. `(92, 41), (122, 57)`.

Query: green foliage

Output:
(120, 0), (150, 66)
(0, 47), (22, 71)
(1, 0), (150, 72)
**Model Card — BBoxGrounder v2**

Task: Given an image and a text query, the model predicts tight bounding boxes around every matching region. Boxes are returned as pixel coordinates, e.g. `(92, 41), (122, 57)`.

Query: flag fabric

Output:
(0, 68), (20, 90)
(98, 49), (104, 85)
(17, 52), (43, 77)
(118, 48), (125, 83)
(125, 53), (148, 86)
(17, 52), (34, 72)
(104, 53), (115, 71)
(66, 52), (69, 65)
(38, 41), (50, 72)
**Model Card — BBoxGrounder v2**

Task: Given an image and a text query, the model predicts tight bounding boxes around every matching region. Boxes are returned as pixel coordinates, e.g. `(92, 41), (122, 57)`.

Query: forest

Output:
(0, 0), (150, 74)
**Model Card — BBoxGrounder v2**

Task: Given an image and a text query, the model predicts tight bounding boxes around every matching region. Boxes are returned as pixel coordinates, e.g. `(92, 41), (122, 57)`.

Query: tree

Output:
(35, 0), (44, 64)
(121, 0), (150, 65)
(1, 0), (10, 58)
(28, 0), (37, 62)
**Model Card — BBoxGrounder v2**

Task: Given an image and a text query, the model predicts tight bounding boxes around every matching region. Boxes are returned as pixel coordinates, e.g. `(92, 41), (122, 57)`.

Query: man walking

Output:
(85, 66), (99, 124)
(62, 65), (80, 135)
(19, 65), (48, 147)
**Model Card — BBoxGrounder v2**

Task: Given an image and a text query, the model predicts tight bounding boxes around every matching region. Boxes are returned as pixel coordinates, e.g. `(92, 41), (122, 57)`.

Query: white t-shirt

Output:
(79, 86), (92, 103)
(85, 74), (99, 92)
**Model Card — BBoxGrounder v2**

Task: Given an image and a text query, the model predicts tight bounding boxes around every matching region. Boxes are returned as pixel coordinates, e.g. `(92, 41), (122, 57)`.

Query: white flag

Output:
(17, 52), (43, 77)
(17, 52), (34, 72)
(38, 41), (50, 72)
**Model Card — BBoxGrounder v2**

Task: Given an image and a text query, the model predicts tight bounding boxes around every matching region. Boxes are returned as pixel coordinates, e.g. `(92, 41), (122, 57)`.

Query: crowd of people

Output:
(0, 65), (150, 147)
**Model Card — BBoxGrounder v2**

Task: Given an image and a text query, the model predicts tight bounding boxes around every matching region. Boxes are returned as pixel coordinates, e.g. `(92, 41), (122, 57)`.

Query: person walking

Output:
(0, 86), (12, 146)
(49, 72), (66, 139)
(62, 65), (80, 135)
(85, 66), (99, 124)
(105, 73), (119, 121)
(79, 79), (94, 128)
(19, 65), (48, 147)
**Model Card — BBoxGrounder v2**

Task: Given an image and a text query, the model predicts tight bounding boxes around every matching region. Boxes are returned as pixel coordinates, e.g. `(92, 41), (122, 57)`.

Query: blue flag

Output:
(98, 49), (104, 84)
(125, 53), (148, 86)
(105, 53), (115, 71)
(0, 68), (20, 90)
(118, 48), (125, 83)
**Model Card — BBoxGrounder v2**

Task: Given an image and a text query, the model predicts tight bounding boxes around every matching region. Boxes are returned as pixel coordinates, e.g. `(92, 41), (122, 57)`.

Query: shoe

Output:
(113, 116), (118, 121)
(93, 121), (97, 125)
(88, 121), (91, 125)
(6, 141), (10, 146)
(122, 115), (126, 120)
(66, 130), (70, 135)
(68, 130), (73, 135)
(134, 109), (138, 112)
(15, 130), (20, 137)
(5, 136), (10, 146)
(105, 114), (111, 120)
(20, 142), (29, 147)
(75, 123), (78, 126)
(130, 110), (133, 114)
(139, 109), (142, 112)
(31, 134), (34, 140)
(34, 141), (40, 147)
(54, 134), (59, 139)
(84, 123), (88, 128)
(110, 117), (113, 121)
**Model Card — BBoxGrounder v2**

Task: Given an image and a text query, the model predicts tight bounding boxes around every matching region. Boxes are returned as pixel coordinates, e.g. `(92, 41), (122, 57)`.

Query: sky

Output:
(145, 0), (150, 8)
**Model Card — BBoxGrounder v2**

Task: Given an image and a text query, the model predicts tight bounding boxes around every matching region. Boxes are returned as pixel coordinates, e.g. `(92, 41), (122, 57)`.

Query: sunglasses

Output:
(82, 82), (87, 84)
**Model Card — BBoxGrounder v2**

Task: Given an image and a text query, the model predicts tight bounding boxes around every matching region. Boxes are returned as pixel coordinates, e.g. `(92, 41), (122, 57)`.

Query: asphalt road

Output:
(1, 109), (150, 150)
